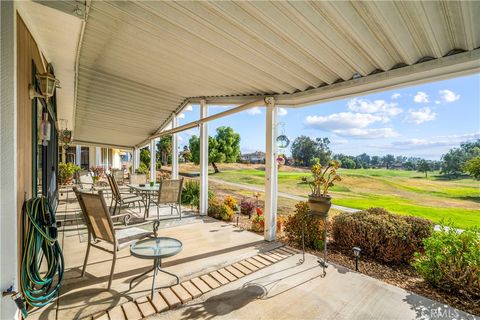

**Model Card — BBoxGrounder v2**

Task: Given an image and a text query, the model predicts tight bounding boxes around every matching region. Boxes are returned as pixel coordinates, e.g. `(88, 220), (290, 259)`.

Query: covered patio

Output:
(1, 0), (479, 319)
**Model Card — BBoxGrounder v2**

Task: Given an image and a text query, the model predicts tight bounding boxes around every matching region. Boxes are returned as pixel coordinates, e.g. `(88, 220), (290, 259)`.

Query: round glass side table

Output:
(129, 237), (182, 298)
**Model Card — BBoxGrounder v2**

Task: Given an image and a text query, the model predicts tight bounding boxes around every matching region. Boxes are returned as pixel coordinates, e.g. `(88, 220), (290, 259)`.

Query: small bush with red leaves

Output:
(332, 208), (433, 264)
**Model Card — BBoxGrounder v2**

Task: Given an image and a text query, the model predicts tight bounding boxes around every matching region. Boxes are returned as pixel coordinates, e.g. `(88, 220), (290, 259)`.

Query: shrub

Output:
(413, 224), (480, 299)
(182, 180), (213, 209)
(136, 163), (148, 175)
(332, 208), (433, 264)
(223, 195), (237, 211)
(284, 202), (327, 250)
(240, 198), (255, 216)
(251, 213), (264, 232)
(208, 198), (234, 221)
(59, 162), (80, 184)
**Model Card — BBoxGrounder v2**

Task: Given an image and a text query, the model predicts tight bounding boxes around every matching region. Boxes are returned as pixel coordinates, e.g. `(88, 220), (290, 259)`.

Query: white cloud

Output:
(184, 105), (193, 112)
(247, 107), (262, 115)
(347, 98), (402, 119)
(435, 100), (441, 105)
(278, 107), (288, 116)
(333, 128), (398, 139)
(391, 93), (401, 99)
(305, 112), (384, 130)
(404, 107), (437, 124)
(177, 113), (185, 119)
(331, 139), (349, 145)
(413, 91), (429, 103)
(305, 112), (398, 139)
(378, 132), (480, 150)
(439, 89), (460, 103)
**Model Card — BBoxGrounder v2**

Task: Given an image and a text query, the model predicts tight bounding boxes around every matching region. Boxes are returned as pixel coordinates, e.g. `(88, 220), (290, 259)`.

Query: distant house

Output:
(240, 151), (266, 164)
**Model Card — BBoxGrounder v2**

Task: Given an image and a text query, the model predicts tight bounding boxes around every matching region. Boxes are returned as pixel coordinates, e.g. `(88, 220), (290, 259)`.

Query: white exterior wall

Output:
(1, 1), (19, 318)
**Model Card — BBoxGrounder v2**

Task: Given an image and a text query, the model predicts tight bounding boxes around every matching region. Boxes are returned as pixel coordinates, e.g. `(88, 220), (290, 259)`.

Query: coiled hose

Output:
(20, 197), (64, 313)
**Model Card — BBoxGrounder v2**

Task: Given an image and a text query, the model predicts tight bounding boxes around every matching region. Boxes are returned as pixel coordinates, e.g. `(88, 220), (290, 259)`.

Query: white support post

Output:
(264, 97), (278, 241)
(171, 116), (179, 179)
(133, 148), (140, 171)
(61, 145), (66, 163)
(75, 145), (82, 167)
(199, 99), (209, 215)
(149, 139), (157, 182)
(95, 147), (101, 167)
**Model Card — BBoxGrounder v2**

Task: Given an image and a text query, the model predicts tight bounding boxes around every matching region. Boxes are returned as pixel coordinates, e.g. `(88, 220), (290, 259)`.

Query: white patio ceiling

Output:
(35, 0), (480, 148)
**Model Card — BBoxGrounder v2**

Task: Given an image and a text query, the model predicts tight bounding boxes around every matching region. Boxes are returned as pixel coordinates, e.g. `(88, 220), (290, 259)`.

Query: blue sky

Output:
(177, 74), (480, 160)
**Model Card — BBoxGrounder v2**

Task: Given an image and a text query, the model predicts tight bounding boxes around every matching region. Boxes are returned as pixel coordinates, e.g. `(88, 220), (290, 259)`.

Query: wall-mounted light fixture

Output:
(29, 72), (59, 101)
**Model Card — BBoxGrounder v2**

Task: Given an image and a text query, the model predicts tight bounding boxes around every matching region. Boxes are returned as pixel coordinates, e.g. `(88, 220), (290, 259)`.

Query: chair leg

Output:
(108, 243), (117, 290)
(178, 204), (182, 220)
(157, 206), (159, 220)
(81, 233), (91, 277)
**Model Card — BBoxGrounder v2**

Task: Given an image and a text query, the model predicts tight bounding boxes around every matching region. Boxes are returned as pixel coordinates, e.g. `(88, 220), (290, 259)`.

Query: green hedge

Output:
(413, 224), (480, 299)
(332, 208), (433, 264)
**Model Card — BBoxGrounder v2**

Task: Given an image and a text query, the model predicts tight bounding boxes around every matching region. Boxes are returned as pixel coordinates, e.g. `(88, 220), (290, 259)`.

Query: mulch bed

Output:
(225, 216), (479, 316)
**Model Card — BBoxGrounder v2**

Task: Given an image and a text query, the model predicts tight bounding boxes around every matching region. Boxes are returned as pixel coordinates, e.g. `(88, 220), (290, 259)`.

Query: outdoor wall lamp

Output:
(353, 246), (361, 271)
(29, 72), (59, 101)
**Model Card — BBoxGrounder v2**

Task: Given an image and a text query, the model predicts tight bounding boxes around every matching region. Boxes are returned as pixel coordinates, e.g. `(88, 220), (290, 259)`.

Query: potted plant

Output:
(307, 160), (341, 217)
(59, 162), (80, 185)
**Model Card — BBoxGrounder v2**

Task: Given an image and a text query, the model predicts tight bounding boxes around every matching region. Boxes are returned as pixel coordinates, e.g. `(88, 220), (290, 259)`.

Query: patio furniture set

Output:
(72, 171), (185, 294)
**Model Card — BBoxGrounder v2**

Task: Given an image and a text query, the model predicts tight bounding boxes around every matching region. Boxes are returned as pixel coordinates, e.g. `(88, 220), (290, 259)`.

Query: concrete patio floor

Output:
(29, 187), (475, 320)
(29, 188), (280, 320)
(152, 251), (475, 320)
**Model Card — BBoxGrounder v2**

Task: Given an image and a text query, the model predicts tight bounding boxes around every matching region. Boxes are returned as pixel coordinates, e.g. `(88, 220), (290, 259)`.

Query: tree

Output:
(441, 139), (480, 177)
(370, 156), (380, 168)
(417, 160), (431, 178)
(463, 156), (480, 179)
(441, 148), (467, 176)
(356, 153), (371, 168)
(382, 154), (395, 169)
(291, 136), (331, 166)
(291, 136), (317, 166)
(188, 126), (241, 173)
(140, 147), (150, 168)
(157, 135), (172, 167)
(340, 157), (356, 169)
(314, 137), (332, 166)
(404, 161), (416, 171)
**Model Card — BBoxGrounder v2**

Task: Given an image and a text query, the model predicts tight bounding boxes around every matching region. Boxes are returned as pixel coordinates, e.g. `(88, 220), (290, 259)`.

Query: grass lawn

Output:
(211, 167), (480, 229)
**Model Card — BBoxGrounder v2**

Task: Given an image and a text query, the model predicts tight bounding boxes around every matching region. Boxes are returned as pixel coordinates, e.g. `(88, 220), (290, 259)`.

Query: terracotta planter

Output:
(307, 195), (331, 218)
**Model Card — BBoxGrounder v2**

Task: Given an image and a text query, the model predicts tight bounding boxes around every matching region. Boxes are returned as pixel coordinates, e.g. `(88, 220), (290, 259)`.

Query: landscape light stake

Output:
(353, 247), (361, 271)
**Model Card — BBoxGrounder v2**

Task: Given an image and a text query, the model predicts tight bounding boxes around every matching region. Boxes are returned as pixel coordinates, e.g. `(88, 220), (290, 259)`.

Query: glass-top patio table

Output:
(129, 237), (183, 298)
(128, 184), (159, 217)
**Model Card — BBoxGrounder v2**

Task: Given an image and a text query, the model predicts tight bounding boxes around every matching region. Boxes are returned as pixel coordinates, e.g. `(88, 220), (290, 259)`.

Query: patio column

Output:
(95, 147), (101, 167)
(149, 139), (157, 182)
(75, 145), (81, 167)
(264, 97), (278, 241)
(61, 146), (66, 163)
(133, 147), (140, 172)
(171, 116), (179, 179)
(199, 99), (209, 215)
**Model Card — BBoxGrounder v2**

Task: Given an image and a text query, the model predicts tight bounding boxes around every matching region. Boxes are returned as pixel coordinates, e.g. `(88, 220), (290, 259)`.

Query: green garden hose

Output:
(20, 196), (64, 314)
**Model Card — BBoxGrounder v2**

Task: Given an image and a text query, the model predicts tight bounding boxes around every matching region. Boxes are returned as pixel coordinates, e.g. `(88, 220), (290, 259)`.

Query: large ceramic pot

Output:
(307, 195), (331, 217)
